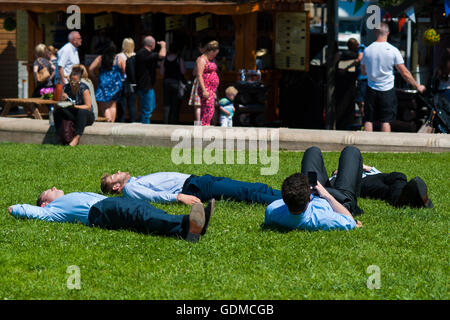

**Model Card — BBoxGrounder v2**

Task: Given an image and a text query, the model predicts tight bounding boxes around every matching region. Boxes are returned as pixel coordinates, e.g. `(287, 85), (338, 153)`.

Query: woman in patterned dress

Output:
(89, 42), (124, 122)
(196, 41), (220, 126)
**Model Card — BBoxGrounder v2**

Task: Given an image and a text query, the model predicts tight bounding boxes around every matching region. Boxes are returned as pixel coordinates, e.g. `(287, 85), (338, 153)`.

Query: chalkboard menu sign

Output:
(275, 12), (309, 71)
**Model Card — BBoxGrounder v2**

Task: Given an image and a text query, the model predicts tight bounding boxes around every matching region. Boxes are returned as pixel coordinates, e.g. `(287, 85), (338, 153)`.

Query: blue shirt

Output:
(219, 98), (234, 117)
(11, 192), (107, 226)
(356, 44), (368, 81)
(265, 197), (356, 231)
(123, 172), (191, 203)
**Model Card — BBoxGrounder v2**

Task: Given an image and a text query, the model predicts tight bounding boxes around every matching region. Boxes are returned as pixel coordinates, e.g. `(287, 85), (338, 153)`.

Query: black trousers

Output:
(163, 78), (181, 124)
(301, 146), (363, 214)
(88, 197), (189, 238)
(117, 90), (137, 123)
(360, 172), (407, 206)
(54, 107), (94, 136)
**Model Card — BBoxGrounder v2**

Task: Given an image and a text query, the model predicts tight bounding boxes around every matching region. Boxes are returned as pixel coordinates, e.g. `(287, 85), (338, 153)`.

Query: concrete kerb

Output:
(0, 117), (449, 152)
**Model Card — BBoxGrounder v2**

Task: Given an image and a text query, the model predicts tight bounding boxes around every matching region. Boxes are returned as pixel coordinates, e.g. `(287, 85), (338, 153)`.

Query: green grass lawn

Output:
(0, 142), (448, 300)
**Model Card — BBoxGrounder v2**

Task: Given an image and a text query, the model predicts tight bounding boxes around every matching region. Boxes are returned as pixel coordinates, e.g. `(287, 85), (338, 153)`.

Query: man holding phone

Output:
(265, 146), (363, 231)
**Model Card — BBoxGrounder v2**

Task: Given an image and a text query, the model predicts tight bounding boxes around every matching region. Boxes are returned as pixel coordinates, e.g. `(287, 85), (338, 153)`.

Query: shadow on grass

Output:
(42, 126), (59, 145)
(260, 222), (296, 234)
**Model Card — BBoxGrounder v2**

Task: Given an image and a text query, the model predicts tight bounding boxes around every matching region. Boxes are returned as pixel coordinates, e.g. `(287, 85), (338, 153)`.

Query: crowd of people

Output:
(32, 31), (230, 146)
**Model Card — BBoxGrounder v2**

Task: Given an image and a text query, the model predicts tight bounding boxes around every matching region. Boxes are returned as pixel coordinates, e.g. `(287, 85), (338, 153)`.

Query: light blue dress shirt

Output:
(123, 172), (191, 203)
(265, 197), (356, 231)
(11, 192), (107, 226)
(57, 42), (80, 79)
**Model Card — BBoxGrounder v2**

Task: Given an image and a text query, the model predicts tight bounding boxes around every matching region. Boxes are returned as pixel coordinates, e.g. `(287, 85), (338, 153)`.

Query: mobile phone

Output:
(308, 171), (317, 187)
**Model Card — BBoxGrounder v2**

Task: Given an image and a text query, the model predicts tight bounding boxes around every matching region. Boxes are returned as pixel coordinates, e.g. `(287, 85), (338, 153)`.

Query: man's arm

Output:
(361, 64), (367, 76)
(395, 64), (426, 93)
(157, 41), (167, 60)
(58, 66), (67, 84)
(314, 181), (362, 227)
(125, 184), (200, 205)
(9, 204), (53, 221)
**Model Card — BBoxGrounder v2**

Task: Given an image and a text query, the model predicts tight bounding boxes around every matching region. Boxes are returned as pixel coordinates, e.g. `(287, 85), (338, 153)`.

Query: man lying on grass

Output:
(100, 171), (281, 205)
(265, 146), (363, 231)
(8, 188), (215, 243)
(329, 164), (434, 209)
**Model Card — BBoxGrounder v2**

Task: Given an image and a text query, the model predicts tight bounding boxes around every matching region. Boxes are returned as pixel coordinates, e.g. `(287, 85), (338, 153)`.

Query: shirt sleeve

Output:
(57, 51), (68, 71)
(124, 184), (178, 203)
(394, 48), (405, 65)
(313, 203), (356, 231)
(11, 204), (56, 222)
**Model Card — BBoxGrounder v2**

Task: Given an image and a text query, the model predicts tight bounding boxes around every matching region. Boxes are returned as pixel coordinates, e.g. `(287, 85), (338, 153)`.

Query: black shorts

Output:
(364, 86), (397, 123)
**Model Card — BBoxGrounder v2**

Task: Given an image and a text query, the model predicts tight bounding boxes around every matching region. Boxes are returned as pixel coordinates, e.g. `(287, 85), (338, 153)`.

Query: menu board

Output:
(275, 12), (309, 71)
(16, 10), (28, 61)
(196, 14), (212, 32)
(94, 14), (113, 31)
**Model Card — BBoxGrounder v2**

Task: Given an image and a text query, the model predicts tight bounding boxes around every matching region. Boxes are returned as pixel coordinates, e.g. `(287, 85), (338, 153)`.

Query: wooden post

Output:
(325, 0), (337, 130)
(27, 11), (43, 97)
(233, 13), (257, 70)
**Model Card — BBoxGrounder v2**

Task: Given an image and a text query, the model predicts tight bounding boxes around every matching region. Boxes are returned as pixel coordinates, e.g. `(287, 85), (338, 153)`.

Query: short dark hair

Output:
(281, 173), (311, 213)
(36, 192), (44, 207)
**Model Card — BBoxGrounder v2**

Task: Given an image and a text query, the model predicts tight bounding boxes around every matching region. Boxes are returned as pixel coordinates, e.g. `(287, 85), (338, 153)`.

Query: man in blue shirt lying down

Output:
(8, 187), (215, 242)
(265, 146), (363, 231)
(100, 171), (281, 205)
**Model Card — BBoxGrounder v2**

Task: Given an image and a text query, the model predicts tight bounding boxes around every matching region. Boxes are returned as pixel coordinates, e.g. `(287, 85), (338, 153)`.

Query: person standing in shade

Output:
(345, 38), (368, 118)
(116, 38), (137, 123)
(135, 36), (166, 124)
(361, 23), (425, 132)
(196, 41), (220, 126)
(160, 43), (186, 124)
(57, 31), (82, 85)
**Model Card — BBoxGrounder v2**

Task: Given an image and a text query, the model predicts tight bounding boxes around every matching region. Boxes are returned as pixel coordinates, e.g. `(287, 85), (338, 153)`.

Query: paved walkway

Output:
(0, 117), (449, 152)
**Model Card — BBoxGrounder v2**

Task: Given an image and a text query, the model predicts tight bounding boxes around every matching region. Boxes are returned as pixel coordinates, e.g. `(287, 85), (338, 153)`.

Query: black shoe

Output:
(398, 177), (433, 208)
(201, 199), (215, 236)
(185, 203), (205, 243)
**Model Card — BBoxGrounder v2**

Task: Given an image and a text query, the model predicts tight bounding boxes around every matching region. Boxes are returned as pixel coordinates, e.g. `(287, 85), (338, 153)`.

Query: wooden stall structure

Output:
(0, 0), (326, 124)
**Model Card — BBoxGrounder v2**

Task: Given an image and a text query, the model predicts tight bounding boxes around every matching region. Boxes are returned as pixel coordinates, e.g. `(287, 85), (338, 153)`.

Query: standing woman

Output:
(89, 42), (124, 122)
(55, 68), (94, 147)
(196, 41), (220, 126)
(160, 43), (186, 124)
(46, 45), (59, 85)
(116, 38), (137, 122)
(189, 41), (207, 123)
(32, 44), (55, 97)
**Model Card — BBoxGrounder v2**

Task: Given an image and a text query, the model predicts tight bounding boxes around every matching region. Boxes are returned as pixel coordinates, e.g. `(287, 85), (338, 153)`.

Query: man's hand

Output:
(362, 164), (372, 172)
(8, 206), (13, 215)
(416, 84), (426, 94)
(314, 181), (331, 200)
(356, 220), (363, 228)
(176, 193), (201, 206)
(157, 41), (166, 47)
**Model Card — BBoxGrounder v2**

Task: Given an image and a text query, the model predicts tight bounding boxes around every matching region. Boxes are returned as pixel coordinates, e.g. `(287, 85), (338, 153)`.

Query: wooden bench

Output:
(0, 98), (58, 120)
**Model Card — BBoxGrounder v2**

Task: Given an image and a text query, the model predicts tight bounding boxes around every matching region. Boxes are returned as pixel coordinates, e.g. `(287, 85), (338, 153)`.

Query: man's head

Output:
(347, 38), (359, 52)
(375, 22), (390, 40)
(281, 173), (311, 214)
(143, 36), (156, 51)
(100, 171), (131, 194)
(68, 31), (82, 48)
(37, 187), (65, 207)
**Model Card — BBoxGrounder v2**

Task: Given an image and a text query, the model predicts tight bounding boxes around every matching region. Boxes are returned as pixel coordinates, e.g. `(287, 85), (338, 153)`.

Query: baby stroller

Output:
(417, 91), (450, 134)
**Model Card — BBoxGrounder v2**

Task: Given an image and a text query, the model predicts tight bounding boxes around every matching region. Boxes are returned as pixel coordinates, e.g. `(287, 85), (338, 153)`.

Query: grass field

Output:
(0, 142), (448, 300)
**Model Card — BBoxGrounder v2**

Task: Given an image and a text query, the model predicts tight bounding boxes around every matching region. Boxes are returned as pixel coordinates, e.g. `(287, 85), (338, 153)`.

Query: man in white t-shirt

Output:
(361, 23), (426, 132)
(57, 31), (82, 84)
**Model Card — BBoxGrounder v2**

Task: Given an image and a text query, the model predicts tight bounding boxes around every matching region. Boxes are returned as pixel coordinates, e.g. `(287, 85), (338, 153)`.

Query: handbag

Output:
(36, 58), (51, 83)
(62, 119), (75, 144)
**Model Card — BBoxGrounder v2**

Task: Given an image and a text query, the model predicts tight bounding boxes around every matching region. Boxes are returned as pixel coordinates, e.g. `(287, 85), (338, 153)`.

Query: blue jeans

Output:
(88, 197), (188, 238)
(182, 174), (282, 205)
(138, 89), (156, 124)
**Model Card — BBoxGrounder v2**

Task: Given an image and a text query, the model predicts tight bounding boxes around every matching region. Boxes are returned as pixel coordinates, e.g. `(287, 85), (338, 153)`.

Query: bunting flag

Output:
(445, 0), (450, 17)
(353, 0), (365, 15)
(405, 6), (416, 23)
(398, 17), (407, 32)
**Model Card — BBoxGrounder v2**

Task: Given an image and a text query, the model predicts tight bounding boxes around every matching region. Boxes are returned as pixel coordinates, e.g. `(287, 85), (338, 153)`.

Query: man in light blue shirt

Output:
(265, 146), (363, 231)
(9, 187), (214, 242)
(100, 171), (281, 205)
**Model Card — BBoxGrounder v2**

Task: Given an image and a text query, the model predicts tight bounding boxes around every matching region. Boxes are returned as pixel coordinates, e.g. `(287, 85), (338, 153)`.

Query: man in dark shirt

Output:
(135, 36), (166, 124)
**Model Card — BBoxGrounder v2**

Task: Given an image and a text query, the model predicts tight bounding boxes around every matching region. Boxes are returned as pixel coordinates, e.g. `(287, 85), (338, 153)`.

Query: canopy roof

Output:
(0, 0), (326, 15)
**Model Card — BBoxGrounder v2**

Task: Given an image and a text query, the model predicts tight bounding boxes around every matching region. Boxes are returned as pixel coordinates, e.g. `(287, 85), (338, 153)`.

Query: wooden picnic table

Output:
(0, 98), (59, 120)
